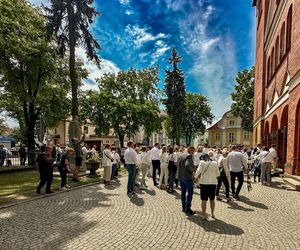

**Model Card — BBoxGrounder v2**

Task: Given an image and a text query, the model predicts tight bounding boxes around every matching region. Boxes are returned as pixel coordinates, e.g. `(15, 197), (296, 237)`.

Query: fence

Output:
(0, 150), (40, 169)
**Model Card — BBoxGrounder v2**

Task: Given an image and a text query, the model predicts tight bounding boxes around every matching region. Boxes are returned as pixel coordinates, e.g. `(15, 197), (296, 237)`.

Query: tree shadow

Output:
(187, 214), (244, 235)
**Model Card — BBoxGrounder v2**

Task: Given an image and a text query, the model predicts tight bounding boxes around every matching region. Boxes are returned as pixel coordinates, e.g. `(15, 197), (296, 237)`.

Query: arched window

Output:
(286, 5), (293, 52)
(275, 37), (279, 67)
(271, 48), (275, 75)
(267, 57), (271, 82)
(280, 22), (285, 59)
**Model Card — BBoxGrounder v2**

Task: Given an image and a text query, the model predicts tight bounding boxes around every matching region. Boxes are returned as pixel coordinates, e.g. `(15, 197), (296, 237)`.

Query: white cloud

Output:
(75, 47), (120, 91)
(119, 0), (130, 5)
(125, 24), (168, 48)
(164, 0), (186, 11)
(125, 9), (133, 15)
(180, 4), (238, 118)
(150, 40), (171, 65)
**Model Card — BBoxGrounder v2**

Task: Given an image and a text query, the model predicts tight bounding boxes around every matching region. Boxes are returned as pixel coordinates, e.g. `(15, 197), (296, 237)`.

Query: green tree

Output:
(231, 66), (255, 132)
(164, 48), (186, 145)
(0, 0), (71, 165)
(182, 93), (214, 146)
(82, 67), (161, 147)
(44, 0), (101, 120)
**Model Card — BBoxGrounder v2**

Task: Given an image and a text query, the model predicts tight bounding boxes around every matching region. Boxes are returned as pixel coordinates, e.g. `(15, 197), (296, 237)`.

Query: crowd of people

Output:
(34, 137), (278, 220)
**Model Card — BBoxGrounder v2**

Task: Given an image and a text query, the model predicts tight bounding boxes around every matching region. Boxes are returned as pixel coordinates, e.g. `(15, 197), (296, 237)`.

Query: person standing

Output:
(70, 134), (85, 182)
(194, 146), (203, 167)
(19, 144), (27, 166)
(139, 146), (149, 189)
(36, 145), (54, 194)
(167, 147), (177, 193)
(159, 146), (169, 189)
(59, 148), (74, 190)
(102, 144), (114, 185)
(256, 146), (277, 185)
(177, 146), (196, 215)
(56, 144), (62, 162)
(111, 146), (120, 180)
(215, 150), (231, 202)
(150, 143), (161, 186)
(227, 145), (247, 200)
(0, 145), (6, 167)
(124, 141), (138, 195)
(195, 152), (220, 219)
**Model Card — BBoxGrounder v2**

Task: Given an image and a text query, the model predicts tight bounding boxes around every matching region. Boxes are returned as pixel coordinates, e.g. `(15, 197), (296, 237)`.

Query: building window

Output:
(280, 22), (286, 59)
(84, 126), (88, 134)
(229, 120), (235, 126)
(229, 133), (235, 143)
(244, 131), (250, 140)
(275, 37), (279, 67)
(216, 133), (221, 141)
(286, 5), (293, 52)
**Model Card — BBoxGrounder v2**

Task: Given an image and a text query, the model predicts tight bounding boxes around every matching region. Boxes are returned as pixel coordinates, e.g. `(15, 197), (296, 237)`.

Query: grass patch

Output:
(0, 166), (128, 207)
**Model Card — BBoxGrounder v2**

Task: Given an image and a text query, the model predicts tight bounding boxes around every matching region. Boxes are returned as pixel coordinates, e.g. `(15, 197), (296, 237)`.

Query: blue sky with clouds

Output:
(29, 0), (256, 122)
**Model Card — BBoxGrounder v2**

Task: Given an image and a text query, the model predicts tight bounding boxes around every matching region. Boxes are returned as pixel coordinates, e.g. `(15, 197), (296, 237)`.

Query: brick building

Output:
(253, 0), (300, 175)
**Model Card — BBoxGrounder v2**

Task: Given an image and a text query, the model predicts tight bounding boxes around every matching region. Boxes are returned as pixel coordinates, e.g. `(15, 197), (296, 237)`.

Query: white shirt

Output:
(102, 149), (113, 167)
(150, 147), (161, 160)
(195, 160), (220, 185)
(81, 146), (88, 155)
(140, 152), (149, 165)
(194, 152), (202, 166)
(256, 150), (277, 163)
(227, 151), (248, 172)
(203, 148), (210, 154)
(124, 147), (138, 165)
(112, 152), (120, 164)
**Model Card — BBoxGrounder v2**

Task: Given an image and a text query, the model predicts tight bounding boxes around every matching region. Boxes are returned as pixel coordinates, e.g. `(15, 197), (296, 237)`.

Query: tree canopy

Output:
(231, 66), (255, 132)
(82, 67), (161, 147)
(164, 48), (186, 145)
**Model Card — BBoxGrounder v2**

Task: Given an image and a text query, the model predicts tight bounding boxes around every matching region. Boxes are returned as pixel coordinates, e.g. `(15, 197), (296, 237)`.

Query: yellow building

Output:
(207, 111), (253, 148)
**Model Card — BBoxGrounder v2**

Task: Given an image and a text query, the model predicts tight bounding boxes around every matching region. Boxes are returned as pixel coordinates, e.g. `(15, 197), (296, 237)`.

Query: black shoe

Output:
(234, 195), (240, 200)
(182, 208), (186, 212)
(154, 182), (158, 186)
(185, 209), (195, 215)
(46, 191), (54, 194)
(72, 178), (79, 182)
(36, 189), (40, 194)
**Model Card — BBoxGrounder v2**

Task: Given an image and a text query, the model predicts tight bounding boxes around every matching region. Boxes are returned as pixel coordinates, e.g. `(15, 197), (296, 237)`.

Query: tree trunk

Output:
(67, 1), (78, 119)
(119, 134), (125, 148)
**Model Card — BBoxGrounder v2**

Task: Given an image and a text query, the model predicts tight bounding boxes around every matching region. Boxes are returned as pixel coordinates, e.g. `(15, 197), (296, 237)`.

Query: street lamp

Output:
(127, 109), (132, 140)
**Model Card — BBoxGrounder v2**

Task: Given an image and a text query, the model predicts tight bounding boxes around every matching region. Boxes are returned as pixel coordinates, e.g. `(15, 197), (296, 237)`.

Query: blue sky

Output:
(29, 0), (256, 123)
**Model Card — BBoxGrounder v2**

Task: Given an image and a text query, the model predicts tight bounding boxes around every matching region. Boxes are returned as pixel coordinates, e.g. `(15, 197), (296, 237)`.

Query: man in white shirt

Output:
(150, 143), (161, 186)
(227, 145), (248, 200)
(124, 141), (138, 195)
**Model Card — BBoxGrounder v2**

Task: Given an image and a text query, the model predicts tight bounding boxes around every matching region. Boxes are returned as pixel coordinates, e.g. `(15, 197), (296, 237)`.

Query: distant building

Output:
(48, 119), (122, 150)
(252, 0), (300, 175)
(207, 111), (252, 148)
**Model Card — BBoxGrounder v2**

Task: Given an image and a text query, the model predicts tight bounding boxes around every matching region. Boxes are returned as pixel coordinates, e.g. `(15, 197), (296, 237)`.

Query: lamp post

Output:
(127, 109), (132, 140)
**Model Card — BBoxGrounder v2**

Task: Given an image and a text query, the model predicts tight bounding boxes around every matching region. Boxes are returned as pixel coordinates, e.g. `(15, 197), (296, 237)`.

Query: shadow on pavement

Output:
(187, 215), (244, 235)
(144, 188), (156, 196)
(227, 201), (254, 212)
(129, 195), (144, 206)
(239, 196), (268, 209)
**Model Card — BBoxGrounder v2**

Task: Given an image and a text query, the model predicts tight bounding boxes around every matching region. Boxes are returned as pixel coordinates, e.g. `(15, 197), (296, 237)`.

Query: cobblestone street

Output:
(0, 177), (299, 250)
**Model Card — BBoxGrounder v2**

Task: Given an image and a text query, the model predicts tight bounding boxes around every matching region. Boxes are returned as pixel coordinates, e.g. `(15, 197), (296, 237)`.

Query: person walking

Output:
(124, 141), (138, 195)
(58, 147), (74, 190)
(150, 143), (161, 186)
(167, 147), (177, 193)
(140, 146), (149, 189)
(70, 134), (85, 182)
(215, 150), (231, 202)
(227, 145), (248, 200)
(36, 145), (54, 194)
(102, 144), (114, 185)
(195, 152), (220, 219)
(177, 146), (196, 215)
(159, 146), (169, 189)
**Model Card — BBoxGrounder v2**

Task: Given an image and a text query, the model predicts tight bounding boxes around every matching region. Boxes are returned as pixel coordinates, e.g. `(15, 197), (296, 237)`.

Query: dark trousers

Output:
(126, 164), (136, 193)
(152, 160), (161, 184)
(180, 180), (194, 211)
(216, 175), (230, 198)
(168, 169), (176, 191)
(0, 157), (5, 166)
(37, 173), (53, 192)
(20, 157), (26, 165)
(59, 170), (67, 187)
(254, 168), (261, 182)
(230, 171), (244, 196)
